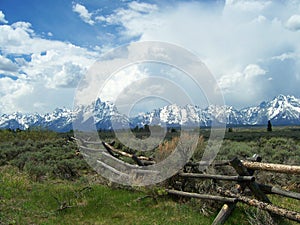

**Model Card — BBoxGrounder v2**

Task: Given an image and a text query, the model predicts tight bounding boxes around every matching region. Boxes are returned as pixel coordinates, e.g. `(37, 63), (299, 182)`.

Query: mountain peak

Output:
(273, 94), (298, 102)
(1, 95), (300, 131)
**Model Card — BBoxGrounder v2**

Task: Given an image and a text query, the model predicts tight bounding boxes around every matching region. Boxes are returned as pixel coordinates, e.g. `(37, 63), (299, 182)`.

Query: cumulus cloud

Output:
(0, 19), (98, 113)
(286, 14), (300, 31)
(128, 1), (158, 13)
(219, 64), (266, 90)
(72, 3), (95, 25)
(95, 1), (159, 38)
(0, 11), (8, 24)
(0, 77), (33, 113)
(0, 55), (19, 74)
(224, 0), (271, 12)
(217, 64), (268, 106)
(97, 0), (300, 107)
(243, 64), (266, 79)
(2, 0), (300, 113)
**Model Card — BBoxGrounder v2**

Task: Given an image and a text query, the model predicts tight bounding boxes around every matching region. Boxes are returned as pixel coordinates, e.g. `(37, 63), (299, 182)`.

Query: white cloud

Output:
(0, 77), (33, 113)
(218, 64), (267, 106)
(0, 19), (98, 113)
(286, 14), (300, 31)
(0, 11), (8, 24)
(128, 1), (158, 13)
(271, 52), (296, 61)
(0, 55), (19, 74)
(0, 22), (75, 54)
(95, 1), (159, 38)
(72, 3), (95, 25)
(243, 64), (266, 79)
(218, 64), (266, 92)
(97, 0), (300, 107)
(2, 0), (300, 113)
(49, 62), (85, 88)
(225, 0), (271, 12)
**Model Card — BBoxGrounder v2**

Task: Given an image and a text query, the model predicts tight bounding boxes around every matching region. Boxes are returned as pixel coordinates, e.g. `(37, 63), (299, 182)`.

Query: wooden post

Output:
(230, 157), (283, 224)
(212, 203), (236, 225)
(230, 157), (271, 203)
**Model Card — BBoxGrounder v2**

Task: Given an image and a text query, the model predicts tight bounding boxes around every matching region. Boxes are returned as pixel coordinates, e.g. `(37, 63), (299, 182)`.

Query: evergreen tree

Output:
(267, 120), (272, 132)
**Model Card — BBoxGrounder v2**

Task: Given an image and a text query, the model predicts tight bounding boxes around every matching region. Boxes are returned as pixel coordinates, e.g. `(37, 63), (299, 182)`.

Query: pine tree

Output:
(267, 120), (272, 132)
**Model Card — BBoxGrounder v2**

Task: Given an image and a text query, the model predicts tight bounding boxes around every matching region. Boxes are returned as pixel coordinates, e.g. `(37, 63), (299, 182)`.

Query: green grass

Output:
(0, 128), (300, 224)
(0, 166), (215, 225)
(1, 165), (298, 225)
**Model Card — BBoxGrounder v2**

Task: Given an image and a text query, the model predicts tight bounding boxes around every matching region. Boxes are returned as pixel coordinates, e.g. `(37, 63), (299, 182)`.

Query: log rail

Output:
(75, 138), (299, 224)
(170, 156), (300, 224)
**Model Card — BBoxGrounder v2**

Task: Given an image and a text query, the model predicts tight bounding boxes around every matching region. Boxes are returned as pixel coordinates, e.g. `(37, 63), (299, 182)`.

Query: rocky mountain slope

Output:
(1, 94), (299, 132)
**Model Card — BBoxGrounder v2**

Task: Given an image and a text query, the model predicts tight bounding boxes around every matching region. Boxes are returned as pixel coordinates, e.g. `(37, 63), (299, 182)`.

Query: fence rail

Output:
(76, 138), (300, 224)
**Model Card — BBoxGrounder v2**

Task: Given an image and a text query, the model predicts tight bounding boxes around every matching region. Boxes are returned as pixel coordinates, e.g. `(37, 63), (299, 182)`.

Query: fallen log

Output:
(217, 188), (300, 223)
(178, 173), (255, 182)
(241, 161), (300, 174)
(102, 142), (154, 162)
(166, 189), (237, 203)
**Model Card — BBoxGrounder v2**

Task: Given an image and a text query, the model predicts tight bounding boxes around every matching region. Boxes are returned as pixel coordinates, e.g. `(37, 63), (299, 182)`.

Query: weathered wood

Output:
(178, 173), (255, 182)
(218, 188), (300, 223)
(258, 183), (300, 200)
(102, 142), (154, 162)
(186, 160), (230, 167)
(79, 145), (104, 153)
(96, 159), (159, 176)
(132, 154), (145, 166)
(230, 157), (283, 224)
(166, 189), (237, 203)
(141, 160), (155, 166)
(230, 157), (271, 203)
(102, 144), (119, 158)
(246, 154), (262, 162)
(241, 160), (300, 174)
(212, 203), (236, 225)
(96, 159), (130, 178)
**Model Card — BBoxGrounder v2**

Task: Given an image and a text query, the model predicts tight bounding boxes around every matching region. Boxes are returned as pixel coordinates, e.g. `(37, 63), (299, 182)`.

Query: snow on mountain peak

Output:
(1, 94), (300, 131)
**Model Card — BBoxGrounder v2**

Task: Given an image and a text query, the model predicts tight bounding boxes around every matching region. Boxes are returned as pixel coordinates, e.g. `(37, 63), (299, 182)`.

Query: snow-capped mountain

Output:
(241, 94), (300, 125)
(130, 104), (207, 127)
(1, 94), (300, 132)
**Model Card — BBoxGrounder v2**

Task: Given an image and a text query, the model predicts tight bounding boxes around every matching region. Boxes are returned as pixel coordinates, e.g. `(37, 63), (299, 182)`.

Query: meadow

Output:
(0, 127), (299, 224)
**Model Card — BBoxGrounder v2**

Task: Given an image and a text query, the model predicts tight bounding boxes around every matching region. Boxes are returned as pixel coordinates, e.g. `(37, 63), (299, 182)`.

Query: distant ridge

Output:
(1, 94), (300, 132)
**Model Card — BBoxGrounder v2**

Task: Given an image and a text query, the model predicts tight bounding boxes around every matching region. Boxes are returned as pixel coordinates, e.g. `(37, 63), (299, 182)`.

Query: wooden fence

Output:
(75, 138), (300, 224)
(167, 157), (300, 224)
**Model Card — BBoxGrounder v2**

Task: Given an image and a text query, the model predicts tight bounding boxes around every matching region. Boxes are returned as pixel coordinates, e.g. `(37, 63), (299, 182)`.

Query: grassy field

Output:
(0, 127), (299, 224)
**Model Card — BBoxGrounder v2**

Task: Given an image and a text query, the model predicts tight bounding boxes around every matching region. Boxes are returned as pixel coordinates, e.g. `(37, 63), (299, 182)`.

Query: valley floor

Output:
(0, 127), (299, 224)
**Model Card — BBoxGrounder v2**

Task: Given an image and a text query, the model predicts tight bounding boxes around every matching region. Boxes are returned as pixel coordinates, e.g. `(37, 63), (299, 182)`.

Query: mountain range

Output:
(1, 94), (300, 132)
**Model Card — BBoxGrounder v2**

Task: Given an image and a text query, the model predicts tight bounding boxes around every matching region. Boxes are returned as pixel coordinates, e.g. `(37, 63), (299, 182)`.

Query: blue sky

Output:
(1, 0), (300, 114)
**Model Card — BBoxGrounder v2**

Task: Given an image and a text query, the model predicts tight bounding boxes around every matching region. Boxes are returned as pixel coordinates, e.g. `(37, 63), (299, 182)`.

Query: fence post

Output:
(230, 157), (284, 224)
(212, 203), (236, 225)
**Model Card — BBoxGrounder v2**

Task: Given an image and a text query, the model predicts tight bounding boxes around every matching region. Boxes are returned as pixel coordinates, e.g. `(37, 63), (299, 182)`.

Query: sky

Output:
(1, 0), (300, 114)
